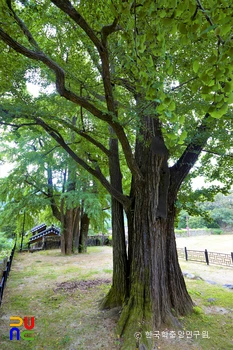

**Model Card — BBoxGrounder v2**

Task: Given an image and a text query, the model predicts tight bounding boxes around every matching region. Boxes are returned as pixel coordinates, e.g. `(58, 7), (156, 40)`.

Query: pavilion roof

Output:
(29, 226), (60, 243)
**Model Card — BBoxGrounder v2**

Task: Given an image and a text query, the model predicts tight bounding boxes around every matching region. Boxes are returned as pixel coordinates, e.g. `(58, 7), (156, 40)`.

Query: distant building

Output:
(29, 224), (60, 250)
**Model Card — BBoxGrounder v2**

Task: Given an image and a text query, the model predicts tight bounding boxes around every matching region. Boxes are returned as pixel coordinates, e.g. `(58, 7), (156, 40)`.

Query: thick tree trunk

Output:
(61, 208), (74, 254)
(60, 153), (80, 255)
(100, 197), (128, 309)
(118, 183), (193, 349)
(100, 137), (128, 309)
(117, 116), (193, 349)
(79, 212), (90, 253)
(61, 206), (80, 255)
(73, 207), (80, 250)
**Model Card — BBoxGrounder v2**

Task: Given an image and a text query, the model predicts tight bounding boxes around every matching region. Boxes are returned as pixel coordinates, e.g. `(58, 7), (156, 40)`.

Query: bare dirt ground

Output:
(176, 234), (233, 285)
(176, 234), (233, 253)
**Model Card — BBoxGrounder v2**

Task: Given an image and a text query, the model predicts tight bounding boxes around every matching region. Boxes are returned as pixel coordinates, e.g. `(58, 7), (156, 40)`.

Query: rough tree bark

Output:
(48, 161), (81, 255)
(73, 207), (80, 250)
(60, 154), (82, 255)
(117, 116), (194, 349)
(60, 206), (81, 255)
(78, 210), (90, 253)
(100, 136), (128, 309)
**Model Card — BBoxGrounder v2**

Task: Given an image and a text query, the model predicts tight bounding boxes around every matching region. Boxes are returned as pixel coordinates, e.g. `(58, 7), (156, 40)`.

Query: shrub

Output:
(212, 229), (223, 235)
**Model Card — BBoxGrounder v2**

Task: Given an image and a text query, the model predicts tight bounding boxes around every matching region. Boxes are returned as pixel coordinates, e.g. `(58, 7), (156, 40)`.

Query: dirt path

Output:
(179, 260), (233, 286)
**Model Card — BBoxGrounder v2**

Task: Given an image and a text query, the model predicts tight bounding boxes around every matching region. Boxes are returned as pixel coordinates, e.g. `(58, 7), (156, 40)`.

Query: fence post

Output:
(3, 268), (8, 282)
(231, 252), (233, 264)
(6, 261), (10, 275)
(205, 249), (209, 265)
(0, 277), (4, 306)
(184, 247), (188, 261)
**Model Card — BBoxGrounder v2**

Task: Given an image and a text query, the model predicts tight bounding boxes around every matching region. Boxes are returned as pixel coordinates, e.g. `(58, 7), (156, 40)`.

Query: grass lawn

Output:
(0, 246), (232, 349)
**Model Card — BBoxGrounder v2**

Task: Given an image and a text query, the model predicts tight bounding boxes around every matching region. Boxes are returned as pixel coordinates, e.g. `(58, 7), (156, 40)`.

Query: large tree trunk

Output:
(118, 203), (193, 349)
(61, 206), (80, 255)
(72, 207), (80, 250)
(100, 196), (128, 309)
(117, 116), (193, 349)
(79, 211), (90, 253)
(61, 149), (80, 255)
(61, 208), (74, 255)
(100, 137), (128, 309)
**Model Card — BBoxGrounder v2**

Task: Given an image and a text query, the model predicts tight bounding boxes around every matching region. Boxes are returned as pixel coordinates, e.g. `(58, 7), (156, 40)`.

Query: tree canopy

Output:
(0, 0), (232, 196)
(0, 1), (233, 348)
(0, 127), (110, 252)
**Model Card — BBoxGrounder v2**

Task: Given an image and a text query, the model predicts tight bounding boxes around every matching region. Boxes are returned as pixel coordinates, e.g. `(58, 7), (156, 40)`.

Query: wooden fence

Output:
(177, 247), (233, 268)
(0, 244), (16, 306)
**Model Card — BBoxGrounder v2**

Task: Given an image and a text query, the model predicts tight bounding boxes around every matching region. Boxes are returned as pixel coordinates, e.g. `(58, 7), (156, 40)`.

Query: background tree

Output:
(0, 129), (109, 254)
(1, 1), (233, 348)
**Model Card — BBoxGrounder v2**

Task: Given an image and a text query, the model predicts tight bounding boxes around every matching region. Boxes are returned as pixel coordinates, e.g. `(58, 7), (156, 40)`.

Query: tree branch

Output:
(47, 166), (61, 221)
(6, 0), (41, 50)
(0, 29), (107, 119)
(0, 15), (142, 180)
(50, 0), (104, 52)
(171, 77), (198, 91)
(35, 117), (131, 209)
(114, 77), (136, 94)
(170, 113), (211, 191)
(24, 177), (49, 198)
(196, 0), (224, 45)
(0, 121), (38, 129)
(24, 174), (61, 221)
(202, 148), (233, 159)
(54, 117), (111, 157)
(101, 17), (121, 45)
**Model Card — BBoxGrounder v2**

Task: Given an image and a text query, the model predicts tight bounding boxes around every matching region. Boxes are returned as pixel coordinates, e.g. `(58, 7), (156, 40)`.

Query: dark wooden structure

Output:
(29, 224), (61, 250)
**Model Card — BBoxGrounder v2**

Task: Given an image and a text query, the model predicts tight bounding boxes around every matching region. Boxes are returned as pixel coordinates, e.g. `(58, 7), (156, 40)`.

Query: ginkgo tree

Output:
(0, 0), (233, 348)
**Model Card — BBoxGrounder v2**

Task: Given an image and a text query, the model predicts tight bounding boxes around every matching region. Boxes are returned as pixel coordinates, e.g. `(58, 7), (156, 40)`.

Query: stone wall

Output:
(175, 229), (212, 237)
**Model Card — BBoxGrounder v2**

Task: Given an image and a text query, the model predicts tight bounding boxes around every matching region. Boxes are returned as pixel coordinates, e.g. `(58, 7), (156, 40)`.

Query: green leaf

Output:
(167, 133), (177, 140)
(200, 24), (217, 36)
(179, 115), (185, 124)
(193, 60), (200, 74)
(226, 93), (233, 104)
(224, 82), (232, 93)
(168, 101), (176, 111)
(209, 103), (228, 119)
(157, 104), (165, 112)
(221, 23), (232, 36)
(178, 130), (187, 144)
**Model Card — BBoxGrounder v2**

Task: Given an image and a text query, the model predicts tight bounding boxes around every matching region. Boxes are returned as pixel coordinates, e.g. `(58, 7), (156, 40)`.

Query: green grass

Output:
(182, 279), (233, 350)
(1, 247), (233, 350)
(0, 248), (116, 350)
(86, 246), (107, 253)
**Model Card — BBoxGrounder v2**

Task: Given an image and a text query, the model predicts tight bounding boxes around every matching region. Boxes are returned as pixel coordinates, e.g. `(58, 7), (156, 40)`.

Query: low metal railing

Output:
(0, 244), (16, 306)
(177, 247), (233, 268)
